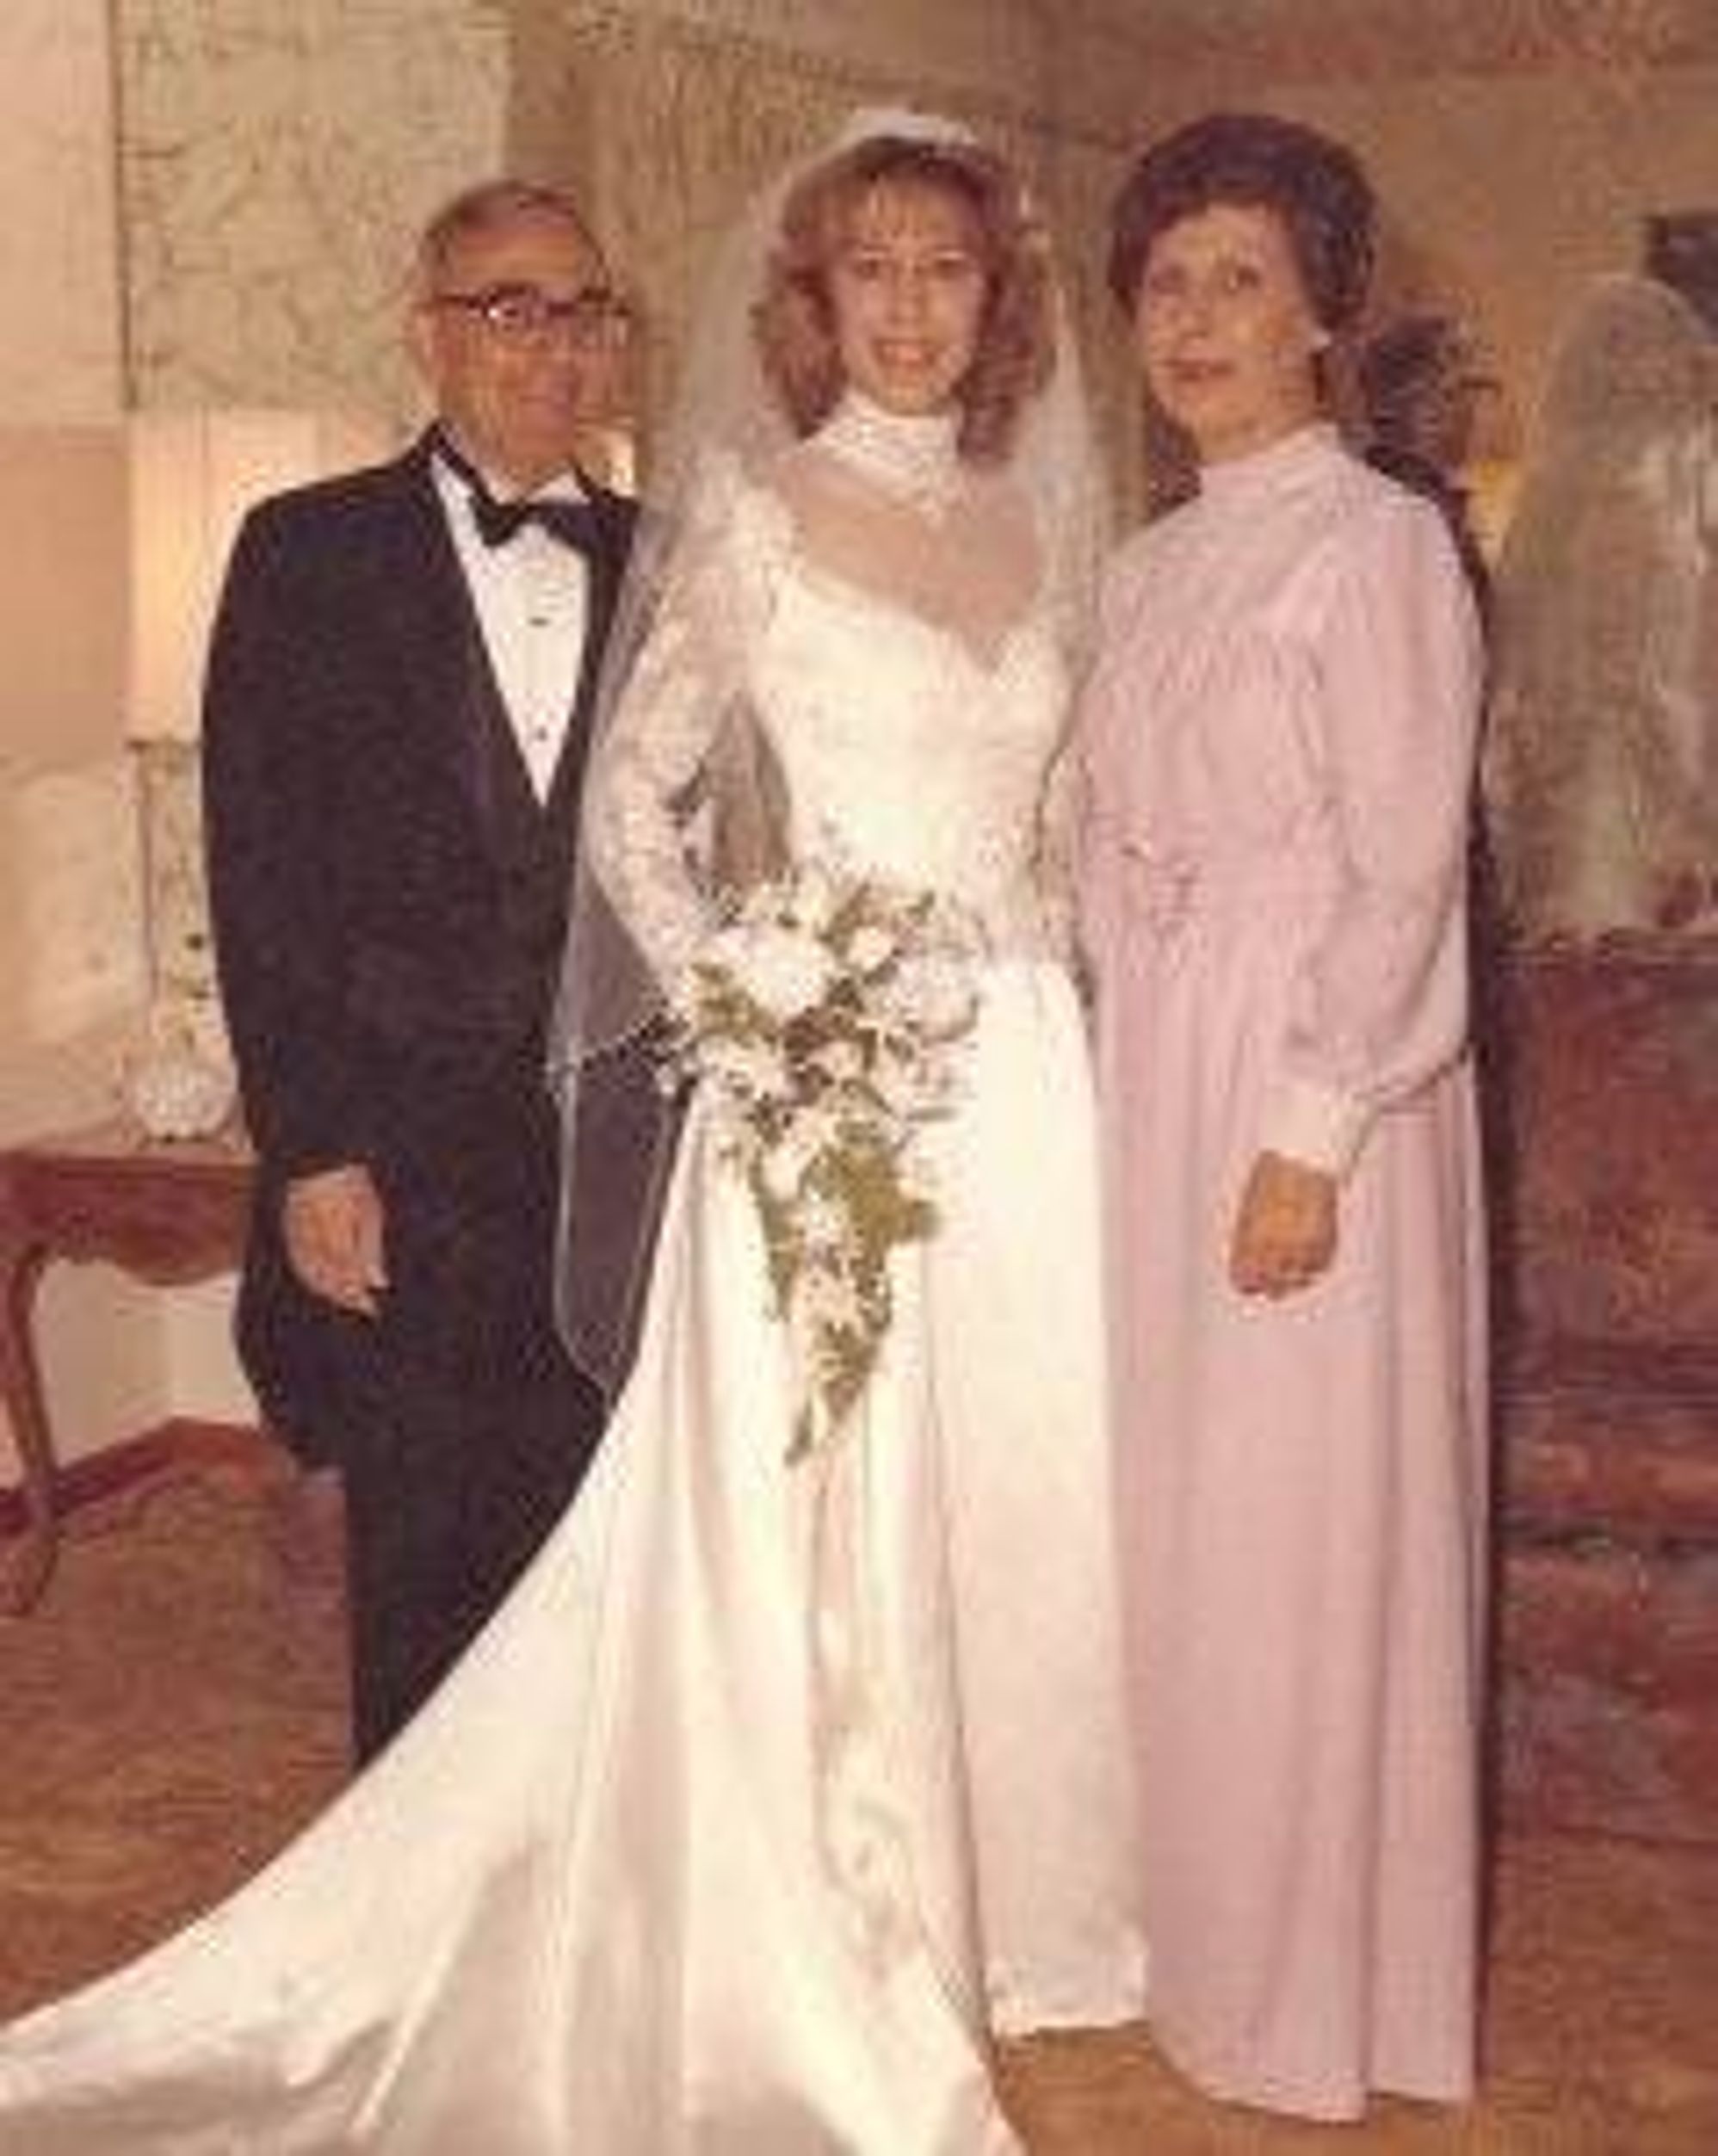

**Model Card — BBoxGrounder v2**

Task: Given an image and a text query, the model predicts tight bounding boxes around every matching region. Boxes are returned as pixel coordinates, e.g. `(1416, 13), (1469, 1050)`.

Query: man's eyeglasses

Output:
(430, 282), (633, 347)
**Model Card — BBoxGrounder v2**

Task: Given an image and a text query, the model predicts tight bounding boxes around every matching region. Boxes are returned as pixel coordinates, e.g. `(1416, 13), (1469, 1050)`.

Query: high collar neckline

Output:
(1197, 421), (1342, 503)
(818, 392), (962, 505)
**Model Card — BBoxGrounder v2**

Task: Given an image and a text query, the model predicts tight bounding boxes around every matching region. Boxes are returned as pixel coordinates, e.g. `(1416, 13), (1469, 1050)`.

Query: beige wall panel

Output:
(0, 428), (127, 775)
(0, 0), (123, 423)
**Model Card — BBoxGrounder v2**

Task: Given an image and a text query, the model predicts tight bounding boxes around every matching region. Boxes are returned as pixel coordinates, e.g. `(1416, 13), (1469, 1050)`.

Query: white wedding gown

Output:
(0, 398), (1144, 2153)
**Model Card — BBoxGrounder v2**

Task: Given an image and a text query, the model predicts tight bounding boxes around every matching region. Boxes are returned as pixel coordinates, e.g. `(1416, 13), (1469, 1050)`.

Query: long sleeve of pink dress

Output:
(1080, 425), (1488, 2121)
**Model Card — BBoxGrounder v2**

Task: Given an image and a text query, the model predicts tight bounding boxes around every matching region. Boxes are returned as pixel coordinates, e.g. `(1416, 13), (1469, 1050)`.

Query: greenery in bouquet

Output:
(666, 858), (980, 1460)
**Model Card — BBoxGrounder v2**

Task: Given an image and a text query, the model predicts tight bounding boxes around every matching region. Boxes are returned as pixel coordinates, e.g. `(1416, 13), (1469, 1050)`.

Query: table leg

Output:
(0, 1228), (57, 1615)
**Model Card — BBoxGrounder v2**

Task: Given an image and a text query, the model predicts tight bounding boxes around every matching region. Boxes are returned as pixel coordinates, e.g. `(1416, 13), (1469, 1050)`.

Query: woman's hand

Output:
(1229, 1151), (1338, 1299)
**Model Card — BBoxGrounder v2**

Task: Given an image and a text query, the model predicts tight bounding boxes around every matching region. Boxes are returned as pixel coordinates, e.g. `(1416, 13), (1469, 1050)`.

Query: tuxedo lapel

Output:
(372, 437), (521, 852)
(368, 439), (633, 855)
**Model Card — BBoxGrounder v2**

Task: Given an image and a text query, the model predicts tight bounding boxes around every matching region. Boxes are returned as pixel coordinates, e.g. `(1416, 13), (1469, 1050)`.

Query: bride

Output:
(0, 110), (1144, 2153)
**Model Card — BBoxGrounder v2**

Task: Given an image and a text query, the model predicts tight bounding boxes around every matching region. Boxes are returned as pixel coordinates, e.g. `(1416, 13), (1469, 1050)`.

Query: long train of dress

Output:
(0, 962), (1142, 2153)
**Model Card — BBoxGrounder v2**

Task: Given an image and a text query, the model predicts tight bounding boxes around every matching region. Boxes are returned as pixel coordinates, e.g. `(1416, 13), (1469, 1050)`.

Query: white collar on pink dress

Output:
(1198, 421), (1342, 504)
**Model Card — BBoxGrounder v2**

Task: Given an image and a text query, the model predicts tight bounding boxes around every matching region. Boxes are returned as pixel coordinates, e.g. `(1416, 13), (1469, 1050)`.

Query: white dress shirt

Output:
(432, 454), (592, 803)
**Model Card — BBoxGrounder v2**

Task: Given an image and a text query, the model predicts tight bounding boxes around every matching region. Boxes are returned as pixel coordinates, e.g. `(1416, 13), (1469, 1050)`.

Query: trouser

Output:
(337, 1351), (606, 1762)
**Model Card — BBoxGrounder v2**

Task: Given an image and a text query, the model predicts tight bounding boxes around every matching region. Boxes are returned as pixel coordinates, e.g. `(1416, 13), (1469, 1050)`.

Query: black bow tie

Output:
(472, 492), (607, 553)
(434, 433), (607, 556)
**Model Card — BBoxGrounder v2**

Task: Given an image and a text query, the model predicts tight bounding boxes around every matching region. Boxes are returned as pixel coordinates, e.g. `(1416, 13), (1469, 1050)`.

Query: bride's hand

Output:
(1228, 1151), (1338, 1299)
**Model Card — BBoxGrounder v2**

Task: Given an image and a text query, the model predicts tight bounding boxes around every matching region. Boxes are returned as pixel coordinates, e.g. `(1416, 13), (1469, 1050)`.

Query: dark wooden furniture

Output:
(1492, 943), (1718, 1844)
(0, 1121), (253, 1615)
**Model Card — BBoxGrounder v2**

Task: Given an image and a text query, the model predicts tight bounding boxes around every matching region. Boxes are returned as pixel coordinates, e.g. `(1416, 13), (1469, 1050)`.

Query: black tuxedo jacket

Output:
(203, 434), (646, 1454)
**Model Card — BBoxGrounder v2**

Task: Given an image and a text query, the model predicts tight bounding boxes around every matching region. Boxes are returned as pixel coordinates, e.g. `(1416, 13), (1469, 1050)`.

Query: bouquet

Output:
(666, 858), (980, 1461)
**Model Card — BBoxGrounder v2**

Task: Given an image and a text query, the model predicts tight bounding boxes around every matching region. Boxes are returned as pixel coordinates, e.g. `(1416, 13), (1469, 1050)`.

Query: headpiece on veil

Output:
(1485, 272), (1718, 942)
(549, 106), (1107, 1381)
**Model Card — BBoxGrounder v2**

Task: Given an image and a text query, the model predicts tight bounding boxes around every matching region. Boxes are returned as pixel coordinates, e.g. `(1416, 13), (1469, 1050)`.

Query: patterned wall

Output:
(0, 0), (122, 423)
(117, 0), (510, 422)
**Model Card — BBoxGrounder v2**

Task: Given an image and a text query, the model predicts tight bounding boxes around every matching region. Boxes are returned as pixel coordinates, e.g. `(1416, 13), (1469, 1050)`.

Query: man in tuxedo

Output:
(204, 180), (652, 1761)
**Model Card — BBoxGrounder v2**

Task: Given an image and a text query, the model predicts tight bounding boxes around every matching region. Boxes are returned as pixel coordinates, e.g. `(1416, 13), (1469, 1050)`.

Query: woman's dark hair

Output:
(1108, 112), (1375, 331)
(753, 135), (1054, 465)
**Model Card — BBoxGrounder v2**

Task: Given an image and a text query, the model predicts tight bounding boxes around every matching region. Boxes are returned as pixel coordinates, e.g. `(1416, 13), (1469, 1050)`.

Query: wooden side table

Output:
(0, 1121), (254, 1615)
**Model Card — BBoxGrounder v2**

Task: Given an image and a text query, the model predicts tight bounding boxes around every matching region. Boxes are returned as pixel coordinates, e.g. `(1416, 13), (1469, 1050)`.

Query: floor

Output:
(3, 1458), (1716, 2153)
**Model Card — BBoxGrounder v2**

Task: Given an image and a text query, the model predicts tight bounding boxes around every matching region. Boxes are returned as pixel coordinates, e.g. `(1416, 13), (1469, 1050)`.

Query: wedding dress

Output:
(0, 395), (1143, 2153)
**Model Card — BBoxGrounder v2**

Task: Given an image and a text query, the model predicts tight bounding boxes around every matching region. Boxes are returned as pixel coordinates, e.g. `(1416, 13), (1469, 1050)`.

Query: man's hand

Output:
(1229, 1150), (1338, 1300)
(281, 1164), (387, 1317)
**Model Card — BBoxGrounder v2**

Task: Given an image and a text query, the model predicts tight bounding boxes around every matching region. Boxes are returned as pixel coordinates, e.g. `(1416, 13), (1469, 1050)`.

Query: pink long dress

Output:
(1080, 424), (1488, 2121)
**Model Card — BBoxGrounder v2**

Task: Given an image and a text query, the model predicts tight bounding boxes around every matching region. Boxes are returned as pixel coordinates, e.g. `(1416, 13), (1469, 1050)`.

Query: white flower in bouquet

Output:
(793, 1263), (866, 1349)
(869, 1039), (955, 1123)
(696, 1033), (789, 1104)
(810, 1038), (865, 1086)
(875, 951), (980, 1042)
(846, 922), (899, 973)
(781, 856), (842, 933)
(759, 1105), (842, 1202)
(721, 919), (836, 1021)
(795, 1188), (851, 1256)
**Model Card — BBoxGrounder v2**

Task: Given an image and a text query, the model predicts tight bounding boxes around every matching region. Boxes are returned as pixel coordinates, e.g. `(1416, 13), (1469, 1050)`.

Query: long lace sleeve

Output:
(585, 456), (786, 990)
(553, 459), (786, 1384)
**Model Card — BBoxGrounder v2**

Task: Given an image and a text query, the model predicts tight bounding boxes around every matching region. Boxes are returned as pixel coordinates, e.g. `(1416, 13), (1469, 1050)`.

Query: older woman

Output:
(1081, 113), (1487, 2121)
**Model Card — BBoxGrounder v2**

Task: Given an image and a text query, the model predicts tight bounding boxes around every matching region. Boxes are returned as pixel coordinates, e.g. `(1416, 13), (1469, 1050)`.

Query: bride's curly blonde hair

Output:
(752, 136), (1054, 466)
